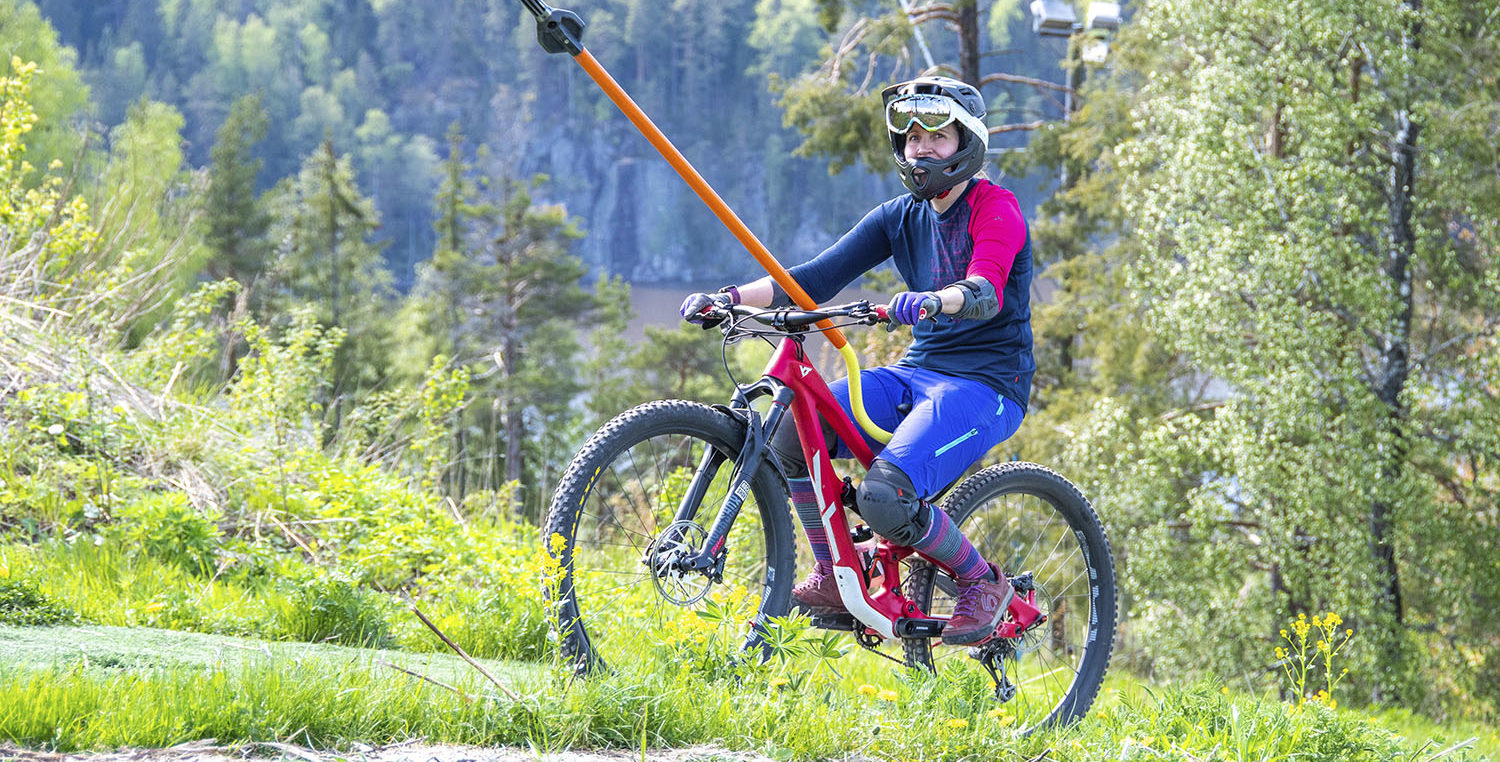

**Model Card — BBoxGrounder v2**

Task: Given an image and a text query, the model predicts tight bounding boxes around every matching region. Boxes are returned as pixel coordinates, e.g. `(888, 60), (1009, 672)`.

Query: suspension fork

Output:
(670, 379), (794, 574)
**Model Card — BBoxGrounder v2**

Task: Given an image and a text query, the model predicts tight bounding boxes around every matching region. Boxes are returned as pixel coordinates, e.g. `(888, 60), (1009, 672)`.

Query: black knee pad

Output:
(856, 460), (930, 547)
(769, 416), (838, 479)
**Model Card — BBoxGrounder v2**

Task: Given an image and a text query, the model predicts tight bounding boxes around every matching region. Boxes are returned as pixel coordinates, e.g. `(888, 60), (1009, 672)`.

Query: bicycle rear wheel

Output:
(543, 400), (795, 676)
(903, 463), (1117, 733)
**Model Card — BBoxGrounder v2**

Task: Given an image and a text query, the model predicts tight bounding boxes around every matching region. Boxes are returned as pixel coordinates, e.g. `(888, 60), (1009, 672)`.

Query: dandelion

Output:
(857, 684), (878, 697)
(946, 718), (969, 730)
(987, 708), (1008, 719)
(769, 677), (790, 689)
(877, 689), (898, 702)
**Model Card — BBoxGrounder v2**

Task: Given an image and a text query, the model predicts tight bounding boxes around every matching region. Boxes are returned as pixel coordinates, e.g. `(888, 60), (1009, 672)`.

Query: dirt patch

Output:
(0, 742), (777, 762)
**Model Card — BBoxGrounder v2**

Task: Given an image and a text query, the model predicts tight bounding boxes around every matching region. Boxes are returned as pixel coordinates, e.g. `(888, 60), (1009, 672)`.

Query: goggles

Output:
(884, 94), (963, 134)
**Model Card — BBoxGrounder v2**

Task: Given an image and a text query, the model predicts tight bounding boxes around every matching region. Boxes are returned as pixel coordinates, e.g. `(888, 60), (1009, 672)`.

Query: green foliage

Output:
(0, 58), (97, 297)
(274, 570), (393, 648)
(0, 2), (89, 179)
(1015, 0), (1500, 717)
(0, 576), (80, 626)
(203, 93), (272, 288)
(105, 492), (221, 576)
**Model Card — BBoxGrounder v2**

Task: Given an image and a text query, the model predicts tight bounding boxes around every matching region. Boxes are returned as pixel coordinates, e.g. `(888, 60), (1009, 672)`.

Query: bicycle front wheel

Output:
(543, 400), (795, 676)
(903, 462), (1117, 733)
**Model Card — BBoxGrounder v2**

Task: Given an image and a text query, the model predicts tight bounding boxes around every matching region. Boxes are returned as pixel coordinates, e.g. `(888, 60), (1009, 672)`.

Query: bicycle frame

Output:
(670, 322), (1040, 643)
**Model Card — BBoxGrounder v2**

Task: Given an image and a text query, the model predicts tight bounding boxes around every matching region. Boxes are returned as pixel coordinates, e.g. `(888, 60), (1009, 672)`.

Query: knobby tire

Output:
(543, 400), (794, 676)
(902, 462), (1117, 733)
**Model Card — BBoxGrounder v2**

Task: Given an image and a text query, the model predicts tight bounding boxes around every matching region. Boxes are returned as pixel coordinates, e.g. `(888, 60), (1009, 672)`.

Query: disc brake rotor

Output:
(644, 520), (715, 606)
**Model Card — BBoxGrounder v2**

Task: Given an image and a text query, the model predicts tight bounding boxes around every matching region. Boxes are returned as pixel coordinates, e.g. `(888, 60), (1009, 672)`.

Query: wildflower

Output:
(987, 708), (1008, 719)
(857, 684), (878, 697)
(946, 718), (969, 730)
(769, 677), (790, 689)
(877, 689), (898, 702)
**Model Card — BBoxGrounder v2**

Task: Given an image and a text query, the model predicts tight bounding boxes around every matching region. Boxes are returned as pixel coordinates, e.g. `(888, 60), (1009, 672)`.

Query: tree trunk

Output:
(502, 332), (524, 519)
(1368, 0), (1422, 703)
(957, 0), (981, 88)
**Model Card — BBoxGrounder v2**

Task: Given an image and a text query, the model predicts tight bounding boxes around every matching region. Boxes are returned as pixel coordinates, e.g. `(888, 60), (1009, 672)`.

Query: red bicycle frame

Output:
(759, 334), (1043, 642)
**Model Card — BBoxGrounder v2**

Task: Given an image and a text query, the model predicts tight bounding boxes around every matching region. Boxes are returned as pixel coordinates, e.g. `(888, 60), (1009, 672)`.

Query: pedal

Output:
(892, 617), (945, 638)
(809, 612), (858, 631)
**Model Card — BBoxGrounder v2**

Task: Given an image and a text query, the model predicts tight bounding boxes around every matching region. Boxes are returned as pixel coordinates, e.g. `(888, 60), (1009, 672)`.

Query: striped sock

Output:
(788, 477), (832, 566)
(910, 502), (992, 581)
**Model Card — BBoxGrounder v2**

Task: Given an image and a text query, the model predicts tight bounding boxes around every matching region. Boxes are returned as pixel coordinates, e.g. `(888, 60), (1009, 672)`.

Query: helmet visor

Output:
(885, 94), (960, 134)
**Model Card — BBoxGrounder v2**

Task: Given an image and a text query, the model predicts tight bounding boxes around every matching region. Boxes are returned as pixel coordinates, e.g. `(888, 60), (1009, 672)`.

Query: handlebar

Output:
(709, 301), (891, 331)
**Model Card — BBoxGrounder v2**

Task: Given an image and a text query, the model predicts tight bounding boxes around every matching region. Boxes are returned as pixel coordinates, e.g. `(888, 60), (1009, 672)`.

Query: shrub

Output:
(274, 571), (393, 648)
(0, 576), (81, 626)
(107, 492), (221, 575)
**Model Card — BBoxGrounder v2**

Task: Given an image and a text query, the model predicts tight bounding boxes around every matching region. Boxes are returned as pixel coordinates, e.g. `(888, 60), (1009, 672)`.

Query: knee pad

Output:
(856, 460), (930, 547)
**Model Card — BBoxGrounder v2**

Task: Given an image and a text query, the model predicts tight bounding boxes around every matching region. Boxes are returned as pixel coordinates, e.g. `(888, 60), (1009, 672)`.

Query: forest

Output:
(2, 0), (1498, 752)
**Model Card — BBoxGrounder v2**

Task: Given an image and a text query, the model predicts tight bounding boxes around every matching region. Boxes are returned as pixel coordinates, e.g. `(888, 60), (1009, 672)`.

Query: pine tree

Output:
(203, 93), (271, 291)
(264, 139), (395, 434)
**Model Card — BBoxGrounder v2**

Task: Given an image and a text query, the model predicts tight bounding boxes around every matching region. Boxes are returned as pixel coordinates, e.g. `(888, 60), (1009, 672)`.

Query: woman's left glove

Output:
(889, 291), (942, 325)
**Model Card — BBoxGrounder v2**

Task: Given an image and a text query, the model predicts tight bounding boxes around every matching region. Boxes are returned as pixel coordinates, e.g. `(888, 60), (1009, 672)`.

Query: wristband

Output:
(716, 285), (741, 305)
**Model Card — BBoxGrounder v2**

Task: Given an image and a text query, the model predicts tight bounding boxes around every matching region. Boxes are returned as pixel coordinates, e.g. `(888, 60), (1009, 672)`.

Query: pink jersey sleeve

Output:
(965, 182), (1027, 302)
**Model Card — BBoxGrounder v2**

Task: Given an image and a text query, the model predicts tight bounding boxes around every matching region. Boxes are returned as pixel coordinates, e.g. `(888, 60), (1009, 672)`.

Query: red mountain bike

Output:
(544, 300), (1117, 731)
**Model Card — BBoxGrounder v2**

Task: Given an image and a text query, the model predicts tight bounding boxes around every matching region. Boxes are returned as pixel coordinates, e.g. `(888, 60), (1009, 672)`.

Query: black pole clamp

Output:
(521, 0), (586, 56)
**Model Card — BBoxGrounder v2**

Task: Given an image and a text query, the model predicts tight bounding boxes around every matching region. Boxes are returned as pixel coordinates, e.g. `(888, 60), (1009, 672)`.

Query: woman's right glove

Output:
(679, 290), (735, 323)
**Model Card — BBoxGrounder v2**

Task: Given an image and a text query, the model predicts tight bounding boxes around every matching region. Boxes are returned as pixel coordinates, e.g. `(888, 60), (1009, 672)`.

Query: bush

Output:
(0, 577), (81, 626)
(107, 492), (221, 575)
(274, 572), (393, 648)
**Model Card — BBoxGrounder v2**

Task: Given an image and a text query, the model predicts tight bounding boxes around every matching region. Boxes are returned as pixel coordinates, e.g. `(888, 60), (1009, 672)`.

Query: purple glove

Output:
(889, 291), (942, 325)
(679, 290), (735, 323)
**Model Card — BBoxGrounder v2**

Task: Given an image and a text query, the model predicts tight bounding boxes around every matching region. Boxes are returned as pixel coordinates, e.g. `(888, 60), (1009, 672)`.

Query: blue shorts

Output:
(829, 365), (1025, 499)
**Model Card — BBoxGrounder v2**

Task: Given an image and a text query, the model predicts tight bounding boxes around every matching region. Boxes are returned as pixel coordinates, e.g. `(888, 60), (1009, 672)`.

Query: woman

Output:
(680, 76), (1034, 646)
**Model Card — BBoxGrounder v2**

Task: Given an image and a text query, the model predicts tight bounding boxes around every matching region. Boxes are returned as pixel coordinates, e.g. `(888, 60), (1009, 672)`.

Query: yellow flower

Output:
(1324, 612), (1342, 628)
(769, 677), (790, 688)
(877, 690), (899, 702)
(946, 718), (969, 730)
(0, 564), (8, 579)
(857, 684), (878, 697)
(987, 708), (1008, 719)
(144, 601), (166, 613)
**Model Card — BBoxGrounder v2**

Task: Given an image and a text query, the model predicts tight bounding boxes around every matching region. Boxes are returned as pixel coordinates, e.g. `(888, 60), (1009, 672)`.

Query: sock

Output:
(909, 501), (993, 582)
(788, 477), (832, 568)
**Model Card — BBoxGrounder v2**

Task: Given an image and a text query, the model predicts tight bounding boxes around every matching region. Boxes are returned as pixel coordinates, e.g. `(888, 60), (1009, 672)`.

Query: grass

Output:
(1, 623), (1495, 761)
(1, 500), (1494, 760)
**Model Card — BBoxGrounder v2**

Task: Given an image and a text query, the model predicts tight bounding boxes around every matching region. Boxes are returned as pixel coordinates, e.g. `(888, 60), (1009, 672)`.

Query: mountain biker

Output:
(679, 76), (1033, 646)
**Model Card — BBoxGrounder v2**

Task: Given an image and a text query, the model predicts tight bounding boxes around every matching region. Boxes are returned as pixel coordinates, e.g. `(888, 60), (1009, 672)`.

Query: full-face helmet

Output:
(881, 76), (989, 200)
